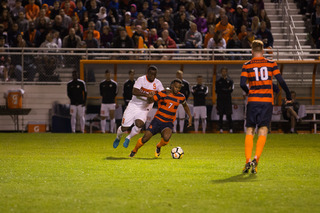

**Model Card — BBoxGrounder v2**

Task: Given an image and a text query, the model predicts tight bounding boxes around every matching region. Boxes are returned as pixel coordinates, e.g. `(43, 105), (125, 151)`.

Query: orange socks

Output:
(245, 135), (254, 163)
(156, 138), (169, 148)
(254, 135), (267, 162)
(133, 138), (144, 153)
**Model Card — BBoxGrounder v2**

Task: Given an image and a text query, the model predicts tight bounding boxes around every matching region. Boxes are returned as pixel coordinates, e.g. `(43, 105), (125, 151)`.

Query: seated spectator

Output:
(237, 24), (247, 41)
(25, 0), (40, 21)
(100, 25), (113, 48)
(150, 1), (163, 22)
(38, 56), (60, 81)
(150, 37), (164, 49)
(40, 32), (59, 50)
(130, 3), (138, 19)
(248, 3), (260, 19)
(112, 27), (134, 48)
(163, 9), (174, 29)
(204, 24), (215, 48)
(59, 9), (72, 30)
(186, 1), (197, 21)
(106, 8), (119, 33)
(174, 12), (190, 43)
(160, 0), (175, 12)
(259, 9), (271, 30)
(87, 0), (99, 23)
(69, 15), (83, 36)
(52, 30), (62, 48)
(195, 0), (207, 17)
(184, 22), (203, 48)
(207, 30), (226, 49)
(194, 11), (207, 36)
(251, 16), (260, 34)
(215, 15), (234, 43)
(17, 11), (29, 33)
(226, 33), (242, 60)
(121, 11), (133, 27)
(7, 23), (21, 47)
(96, 7), (108, 32)
(158, 21), (178, 43)
(281, 91), (301, 133)
(62, 27), (82, 66)
(0, 35), (10, 81)
(256, 21), (273, 48)
(132, 25), (145, 47)
(41, 4), (51, 18)
(133, 12), (147, 27)
(206, 12), (217, 27)
(62, 1), (74, 17)
(52, 15), (68, 39)
(148, 28), (158, 47)
(241, 0), (253, 13)
(173, 4), (188, 26)
(49, 0), (60, 20)
(0, 8), (13, 32)
(74, 0), (86, 22)
(83, 21), (100, 41)
(207, 0), (221, 19)
(141, 1), (151, 19)
(162, 29), (177, 49)
(85, 30), (99, 48)
(11, 0), (25, 21)
(233, 5), (244, 34)
(61, 0), (76, 11)
(35, 8), (50, 28)
(24, 21), (41, 47)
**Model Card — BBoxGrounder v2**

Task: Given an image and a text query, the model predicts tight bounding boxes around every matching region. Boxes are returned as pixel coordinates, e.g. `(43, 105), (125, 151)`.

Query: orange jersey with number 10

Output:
(153, 91), (186, 123)
(241, 57), (280, 105)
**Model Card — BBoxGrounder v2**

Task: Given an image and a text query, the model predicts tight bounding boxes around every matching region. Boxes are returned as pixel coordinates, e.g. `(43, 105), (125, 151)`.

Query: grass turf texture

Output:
(0, 133), (319, 213)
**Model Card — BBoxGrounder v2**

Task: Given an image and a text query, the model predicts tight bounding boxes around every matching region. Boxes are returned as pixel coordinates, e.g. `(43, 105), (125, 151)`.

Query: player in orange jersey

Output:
(240, 40), (292, 174)
(129, 79), (192, 158)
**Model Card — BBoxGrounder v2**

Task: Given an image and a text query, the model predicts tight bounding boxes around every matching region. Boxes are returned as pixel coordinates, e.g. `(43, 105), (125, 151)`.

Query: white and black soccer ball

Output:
(171, 147), (184, 159)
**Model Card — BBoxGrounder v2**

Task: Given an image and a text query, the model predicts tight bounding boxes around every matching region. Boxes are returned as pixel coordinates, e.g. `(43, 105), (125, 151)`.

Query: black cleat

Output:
(242, 162), (251, 173)
(129, 151), (136, 158)
(155, 147), (161, 158)
(251, 159), (258, 174)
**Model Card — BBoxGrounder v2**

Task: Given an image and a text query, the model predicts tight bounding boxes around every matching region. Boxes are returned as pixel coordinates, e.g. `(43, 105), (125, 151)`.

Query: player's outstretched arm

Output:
(182, 102), (192, 127)
(132, 88), (153, 97)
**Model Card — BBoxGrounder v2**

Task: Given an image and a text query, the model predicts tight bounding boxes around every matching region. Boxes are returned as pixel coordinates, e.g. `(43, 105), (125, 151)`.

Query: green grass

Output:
(0, 133), (319, 213)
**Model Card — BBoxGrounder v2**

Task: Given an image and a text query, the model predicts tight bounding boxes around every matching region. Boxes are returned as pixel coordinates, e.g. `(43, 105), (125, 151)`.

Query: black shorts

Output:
(147, 118), (173, 135)
(246, 102), (273, 128)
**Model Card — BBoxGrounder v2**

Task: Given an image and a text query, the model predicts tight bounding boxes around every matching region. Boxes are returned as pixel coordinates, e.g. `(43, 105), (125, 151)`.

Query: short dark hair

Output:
(171, 79), (182, 85)
(129, 69), (135, 74)
(148, 65), (158, 72)
(197, 75), (202, 79)
(105, 69), (110, 74)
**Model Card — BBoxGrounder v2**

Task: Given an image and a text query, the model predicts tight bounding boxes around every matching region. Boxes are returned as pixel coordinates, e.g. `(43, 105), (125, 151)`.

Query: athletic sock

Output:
(202, 119), (207, 133)
(133, 138), (144, 152)
(179, 119), (185, 133)
(116, 126), (123, 140)
(100, 119), (106, 133)
(245, 134), (254, 163)
(173, 120), (177, 133)
(71, 115), (76, 133)
(127, 125), (141, 140)
(110, 118), (116, 133)
(254, 135), (267, 162)
(194, 119), (199, 132)
(156, 138), (169, 148)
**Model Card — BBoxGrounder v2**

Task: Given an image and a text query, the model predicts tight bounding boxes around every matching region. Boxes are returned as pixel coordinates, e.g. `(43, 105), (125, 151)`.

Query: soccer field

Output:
(0, 133), (319, 213)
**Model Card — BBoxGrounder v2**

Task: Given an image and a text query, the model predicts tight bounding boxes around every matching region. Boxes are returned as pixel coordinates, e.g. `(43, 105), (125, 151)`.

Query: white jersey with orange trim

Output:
(130, 75), (164, 110)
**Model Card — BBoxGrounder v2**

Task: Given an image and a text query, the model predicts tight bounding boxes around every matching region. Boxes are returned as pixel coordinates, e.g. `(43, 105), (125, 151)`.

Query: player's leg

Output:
(155, 125), (173, 157)
(109, 104), (116, 133)
(79, 105), (86, 133)
(218, 114), (224, 133)
(129, 130), (153, 157)
(100, 104), (107, 133)
(287, 108), (298, 133)
(201, 106), (207, 133)
(194, 106), (200, 132)
(243, 103), (256, 173)
(70, 105), (77, 133)
(227, 114), (233, 133)
(178, 105), (185, 133)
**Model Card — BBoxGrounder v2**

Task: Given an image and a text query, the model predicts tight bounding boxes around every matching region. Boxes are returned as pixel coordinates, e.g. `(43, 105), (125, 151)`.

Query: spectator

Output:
(96, 6), (109, 32)
(161, 29), (176, 48)
(141, 1), (151, 19)
(192, 75), (208, 133)
(37, 56), (60, 81)
(150, 1), (162, 23)
(83, 21), (100, 41)
(241, 0), (253, 13)
(204, 24), (215, 48)
(130, 3), (138, 18)
(7, 23), (20, 47)
(63, 1), (74, 17)
(0, 35), (10, 81)
(100, 25), (113, 48)
(282, 91), (301, 134)
(186, 1), (197, 21)
(63, 27), (82, 66)
(215, 67), (234, 133)
(215, 15), (234, 43)
(87, 0), (99, 23)
(206, 12), (217, 27)
(61, 0), (76, 11)
(148, 28), (158, 47)
(227, 33), (242, 59)
(173, 4), (188, 25)
(241, 8), (250, 28)
(233, 5), (244, 34)
(35, 8), (50, 28)
(59, 8), (72, 30)
(52, 30), (62, 48)
(112, 27), (134, 59)
(100, 69), (118, 133)
(106, 8), (119, 33)
(253, 0), (264, 10)
(121, 11), (133, 27)
(194, 11), (207, 36)
(238, 24), (247, 41)
(11, 0), (25, 21)
(17, 11), (29, 35)
(133, 12), (147, 26)
(40, 32), (58, 49)
(160, 0), (175, 12)
(123, 69), (135, 107)
(256, 21), (273, 48)
(85, 30), (99, 48)
(52, 15), (68, 39)
(207, 30), (226, 49)
(25, 0), (40, 21)
(248, 3), (260, 19)
(41, 4), (51, 18)
(158, 21), (177, 43)
(67, 70), (87, 133)
(259, 9), (271, 30)
(174, 12), (190, 43)
(85, 0), (101, 12)
(251, 16), (260, 34)
(195, 0), (207, 17)
(74, 0), (86, 22)
(49, 0), (60, 20)
(0, 8), (13, 32)
(216, 8), (233, 25)
(132, 25), (145, 47)
(184, 22), (203, 48)
(207, 0), (221, 19)
(163, 9), (174, 29)
(24, 21), (41, 47)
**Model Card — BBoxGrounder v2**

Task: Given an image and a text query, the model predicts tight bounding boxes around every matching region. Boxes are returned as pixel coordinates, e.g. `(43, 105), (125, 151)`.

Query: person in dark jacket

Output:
(67, 70), (87, 133)
(123, 69), (135, 107)
(215, 67), (234, 133)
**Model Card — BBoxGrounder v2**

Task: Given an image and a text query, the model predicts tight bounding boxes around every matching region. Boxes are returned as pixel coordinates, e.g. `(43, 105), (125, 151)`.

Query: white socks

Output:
(127, 125), (141, 139)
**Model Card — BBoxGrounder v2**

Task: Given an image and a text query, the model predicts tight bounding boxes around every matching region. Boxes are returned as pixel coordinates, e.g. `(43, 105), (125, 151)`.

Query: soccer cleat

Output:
(242, 162), (251, 173)
(113, 138), (120, 148)
(123, 138), (130, 148)
(251, 159), (258, 174)
(155, 147), (161, 158)
(129, 151), (136, 158)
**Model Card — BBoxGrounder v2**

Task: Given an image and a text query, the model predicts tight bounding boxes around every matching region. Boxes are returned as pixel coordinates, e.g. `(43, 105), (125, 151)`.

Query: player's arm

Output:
(275, 74), (292, 101)
(132, 88), (154, 98)
(240, 76), (249, 94)
(182, 101), (192, 127)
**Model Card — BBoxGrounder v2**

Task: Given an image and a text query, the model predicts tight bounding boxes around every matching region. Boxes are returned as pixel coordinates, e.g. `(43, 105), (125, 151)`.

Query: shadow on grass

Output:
(105, 156), (159, 160)
(212, 174), (258, 184)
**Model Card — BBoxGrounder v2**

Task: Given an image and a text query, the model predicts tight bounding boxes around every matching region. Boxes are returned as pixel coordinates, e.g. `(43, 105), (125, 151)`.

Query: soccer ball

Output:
(171, 147), (184, 159)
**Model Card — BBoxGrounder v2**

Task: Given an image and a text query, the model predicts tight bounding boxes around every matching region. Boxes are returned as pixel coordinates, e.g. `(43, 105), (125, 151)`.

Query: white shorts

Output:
(194, 106), (207, 119)
(176, 104), (185, 119)
(70, 105), (85, 117)
(121, 102), (150, 127)
(100, 103), (116, 117)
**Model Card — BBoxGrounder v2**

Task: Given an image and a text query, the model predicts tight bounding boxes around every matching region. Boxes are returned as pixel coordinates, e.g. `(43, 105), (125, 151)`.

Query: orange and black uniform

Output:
(147, 91), (186, 135)
(240, 57), (291, 128)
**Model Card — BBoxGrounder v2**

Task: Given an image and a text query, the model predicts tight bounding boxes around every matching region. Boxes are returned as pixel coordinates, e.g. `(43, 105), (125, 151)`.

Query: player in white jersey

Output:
(113, 65), (164, 148)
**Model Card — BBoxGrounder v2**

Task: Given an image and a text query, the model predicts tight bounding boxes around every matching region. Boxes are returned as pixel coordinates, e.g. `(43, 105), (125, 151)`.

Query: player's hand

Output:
(187, 117), (192, 127)
(285, 99), (292, 105)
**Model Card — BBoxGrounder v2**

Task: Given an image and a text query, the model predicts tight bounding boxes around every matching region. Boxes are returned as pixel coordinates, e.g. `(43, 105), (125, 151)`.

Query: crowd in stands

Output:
(0, 0), (278, 81)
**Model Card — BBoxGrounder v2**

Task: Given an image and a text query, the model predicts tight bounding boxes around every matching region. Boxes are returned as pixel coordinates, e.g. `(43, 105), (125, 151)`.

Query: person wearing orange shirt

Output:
(25, 0), (40, 21)
(83, 21), (100, 41)
(215, 14), (234, 43)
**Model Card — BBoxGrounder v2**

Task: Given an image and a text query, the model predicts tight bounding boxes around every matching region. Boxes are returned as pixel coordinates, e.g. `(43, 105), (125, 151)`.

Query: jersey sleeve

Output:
(154, 91), (166, 101)
(156, 80), (164, 92)
(133, 77), (143, 89)
(272, 62), (281, 76)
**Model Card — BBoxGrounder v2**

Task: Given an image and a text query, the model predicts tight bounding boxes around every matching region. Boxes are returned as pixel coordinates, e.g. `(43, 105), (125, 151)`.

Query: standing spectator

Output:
(123, 69), (135, 107)
(100, 70), (118, 133)
(184, 22), (203, 48)
(215, 67), (234, 133)
(192, 75), (208, 133)
(173, 70), (190, 133)
(281, 91), (301, 133)
(67, 70), (87, 133)
(25, 0), (40, 21)
(215, 15), (234, 43)
(24, 21), (41, 47)
(256, 21), (273, 48)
